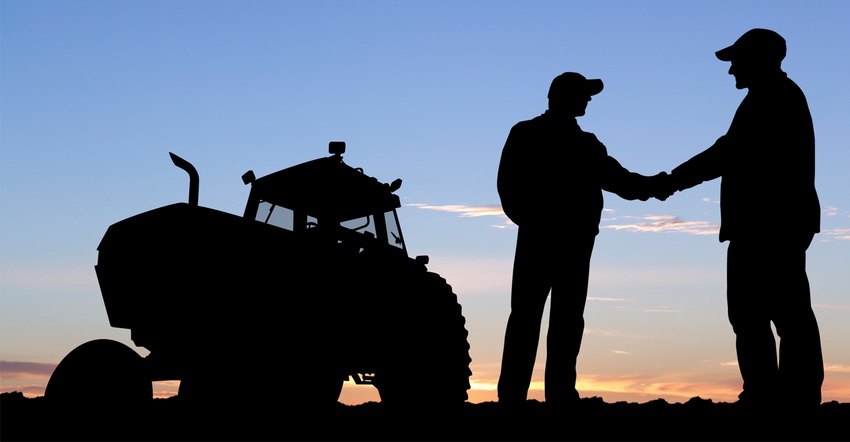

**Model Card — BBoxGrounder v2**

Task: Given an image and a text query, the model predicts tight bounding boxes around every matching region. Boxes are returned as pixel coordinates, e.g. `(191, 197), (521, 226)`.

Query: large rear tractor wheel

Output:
(375, 272), (471, 406)
(45, 339), (152, 406)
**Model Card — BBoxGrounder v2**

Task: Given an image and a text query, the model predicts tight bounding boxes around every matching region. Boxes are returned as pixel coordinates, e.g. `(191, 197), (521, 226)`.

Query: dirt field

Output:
(2, 392), (847, 441)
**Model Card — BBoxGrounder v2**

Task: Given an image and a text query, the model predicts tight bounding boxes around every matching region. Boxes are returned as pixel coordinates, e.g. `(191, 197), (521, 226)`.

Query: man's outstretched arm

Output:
(600, 155), (673, 201)
(667, 136), (728, 193)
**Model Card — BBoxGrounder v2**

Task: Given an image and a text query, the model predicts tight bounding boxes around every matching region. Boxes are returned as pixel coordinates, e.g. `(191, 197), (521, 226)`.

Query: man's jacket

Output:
(497, 111), (651, 234)
(671, 73), (820, 242)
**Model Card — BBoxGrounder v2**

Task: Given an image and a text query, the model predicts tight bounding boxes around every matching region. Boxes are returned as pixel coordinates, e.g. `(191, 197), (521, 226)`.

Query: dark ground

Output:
(1, 392), (847, 441)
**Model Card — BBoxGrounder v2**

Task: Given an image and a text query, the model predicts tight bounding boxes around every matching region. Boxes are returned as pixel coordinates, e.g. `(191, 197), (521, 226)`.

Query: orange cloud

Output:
(464, 363), (850, 404)
(153, 380), (180, 399)
(573, 372), (742, 404)
(813, 303), (850, 309)
(0, 361), (56, 379)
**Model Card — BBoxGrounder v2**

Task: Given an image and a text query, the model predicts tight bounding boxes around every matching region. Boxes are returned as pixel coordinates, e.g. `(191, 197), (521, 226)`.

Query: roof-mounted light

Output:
(329, 141), (345, 156)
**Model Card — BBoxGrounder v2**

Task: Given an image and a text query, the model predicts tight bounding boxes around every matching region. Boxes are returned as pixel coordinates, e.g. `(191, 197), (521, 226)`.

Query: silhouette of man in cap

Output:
(497, 72), (668, 405)
(662, 29), (824, 408)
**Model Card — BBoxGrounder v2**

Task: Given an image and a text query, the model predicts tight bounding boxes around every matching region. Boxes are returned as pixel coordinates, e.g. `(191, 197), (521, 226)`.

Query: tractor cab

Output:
(242, 142), (408, 255)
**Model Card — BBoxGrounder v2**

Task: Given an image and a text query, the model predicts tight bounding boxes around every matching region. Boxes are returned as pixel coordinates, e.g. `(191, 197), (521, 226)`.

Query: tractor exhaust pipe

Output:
(169, 152), (199, 207)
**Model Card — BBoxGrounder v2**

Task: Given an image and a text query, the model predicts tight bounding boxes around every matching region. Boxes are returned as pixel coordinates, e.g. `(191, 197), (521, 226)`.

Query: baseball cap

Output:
(715, 28), (786, 63)
(548, 72), (604, 99)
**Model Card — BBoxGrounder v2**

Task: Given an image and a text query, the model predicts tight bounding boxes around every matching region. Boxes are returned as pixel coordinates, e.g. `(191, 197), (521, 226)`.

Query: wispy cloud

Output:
(409, 203), (847, 243)
(408, 204), (514, 229)
(825, 364), (850, 373)
(822, 206), (839, 217)
(611, 349), (631, 355)
(469, 379), (498, 391)
(409, 203), (726, 236)
(813, 303), (850, 309)
(820, 228), (850, 241)
(818, 206), (850, 240)
(572, 372), (743, 403)
(0, 361), (57, 398)
(153, 380), (179, 399)
(0, 361), (56, 379)
(602, 215), (719, 235)
(587, 297), (627, 302)
(407, 204), (505, 218)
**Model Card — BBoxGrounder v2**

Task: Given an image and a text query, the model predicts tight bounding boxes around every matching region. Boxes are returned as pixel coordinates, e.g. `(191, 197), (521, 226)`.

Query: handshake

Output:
(638, 171), (678, 202)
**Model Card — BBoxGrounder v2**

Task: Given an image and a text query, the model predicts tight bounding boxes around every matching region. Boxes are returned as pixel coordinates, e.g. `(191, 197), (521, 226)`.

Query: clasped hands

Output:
(639, 172), (678, 202)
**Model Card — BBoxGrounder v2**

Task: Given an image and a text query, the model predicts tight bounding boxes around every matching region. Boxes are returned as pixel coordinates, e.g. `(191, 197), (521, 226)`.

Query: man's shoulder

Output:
(511, 113), (547, 130)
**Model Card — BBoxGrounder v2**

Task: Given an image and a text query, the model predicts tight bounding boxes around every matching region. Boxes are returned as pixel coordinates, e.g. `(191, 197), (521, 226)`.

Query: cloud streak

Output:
(601, 215), (720, 235)
(412, 202), (849, 241)
(406, 204), (505, 218)
(813, 303), (850, 309)
(825, 364), (850, 373)
(0, 361), (56, 379)
(820, 228), (850, 241)
(587, 296), (627, 302)
(410, 203), (724, 236)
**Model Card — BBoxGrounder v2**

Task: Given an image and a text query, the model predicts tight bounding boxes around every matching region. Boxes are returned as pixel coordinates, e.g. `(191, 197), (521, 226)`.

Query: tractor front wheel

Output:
(374, 271), (471, 406)
(45, 339), (152, 406)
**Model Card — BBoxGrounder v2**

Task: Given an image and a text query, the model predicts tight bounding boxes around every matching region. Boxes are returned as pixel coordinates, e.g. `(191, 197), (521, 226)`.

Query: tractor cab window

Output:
(341, 216), (378, 240)
(257, 201), (320, 231)
(257, 201), (293, 230)
(385, 210), (404, 251)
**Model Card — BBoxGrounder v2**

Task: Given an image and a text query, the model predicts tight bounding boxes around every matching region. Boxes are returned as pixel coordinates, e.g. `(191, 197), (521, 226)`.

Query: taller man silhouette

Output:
(663, 29), (824, 409)
(497, 72), (668, 405)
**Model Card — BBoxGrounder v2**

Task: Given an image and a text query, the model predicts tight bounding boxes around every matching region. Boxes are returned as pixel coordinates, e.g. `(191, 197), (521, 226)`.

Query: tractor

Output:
(45, 142), (472, 406)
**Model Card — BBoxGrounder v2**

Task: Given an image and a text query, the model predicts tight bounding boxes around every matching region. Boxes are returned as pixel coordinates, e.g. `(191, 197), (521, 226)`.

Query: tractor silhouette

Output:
(45, 142), (472, 406)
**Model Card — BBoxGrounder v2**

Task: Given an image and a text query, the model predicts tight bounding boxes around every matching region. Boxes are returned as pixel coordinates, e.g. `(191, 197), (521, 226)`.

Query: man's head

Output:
(716, 28), (786, 89)
(547, 72), (603, 116)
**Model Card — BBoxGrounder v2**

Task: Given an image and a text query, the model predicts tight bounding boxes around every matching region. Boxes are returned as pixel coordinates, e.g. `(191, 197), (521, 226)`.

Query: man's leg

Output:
(771, 237), (824, 407)
(544, 236), (595, 405)
(727, 240), (780, 404)
(498, 228), (552, 403)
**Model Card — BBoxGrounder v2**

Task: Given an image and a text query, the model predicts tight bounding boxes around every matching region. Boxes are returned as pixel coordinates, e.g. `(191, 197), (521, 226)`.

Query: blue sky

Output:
(2, 0), (848, 404)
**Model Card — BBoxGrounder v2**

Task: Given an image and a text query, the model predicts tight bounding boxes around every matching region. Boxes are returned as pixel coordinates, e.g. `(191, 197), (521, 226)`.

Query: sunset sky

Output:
(2, 0), (848, 405)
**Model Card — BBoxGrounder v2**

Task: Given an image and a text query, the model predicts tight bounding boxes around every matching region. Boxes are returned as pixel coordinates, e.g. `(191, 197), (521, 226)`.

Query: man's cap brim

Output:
(715, 45), (735, 61)
(586, 79), (604, 96)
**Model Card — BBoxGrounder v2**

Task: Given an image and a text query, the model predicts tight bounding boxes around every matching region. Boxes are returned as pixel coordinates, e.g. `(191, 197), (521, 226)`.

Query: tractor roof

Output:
(250, 155), (401, 221)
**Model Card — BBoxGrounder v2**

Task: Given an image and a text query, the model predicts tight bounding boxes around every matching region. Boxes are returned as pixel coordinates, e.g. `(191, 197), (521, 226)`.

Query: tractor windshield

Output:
(254, 201), (405, 253)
